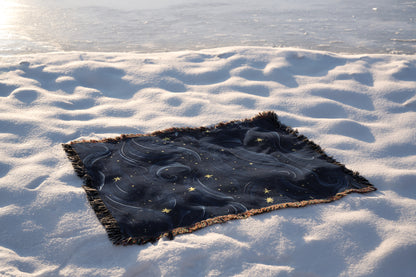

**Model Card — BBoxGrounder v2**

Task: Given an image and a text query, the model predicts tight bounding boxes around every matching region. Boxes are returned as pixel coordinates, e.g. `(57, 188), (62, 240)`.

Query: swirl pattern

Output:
(65, 112), (374, 244)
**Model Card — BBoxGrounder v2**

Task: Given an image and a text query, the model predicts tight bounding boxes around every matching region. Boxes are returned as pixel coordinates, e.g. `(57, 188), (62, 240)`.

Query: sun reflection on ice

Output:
(0, 0), (27, 53)
(0, 1), (23, 36)
(0, 0), (22, 27)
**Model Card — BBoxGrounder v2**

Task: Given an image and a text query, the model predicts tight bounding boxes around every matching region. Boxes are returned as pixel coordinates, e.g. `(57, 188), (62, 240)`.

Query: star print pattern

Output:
(67, 112), (374, 243)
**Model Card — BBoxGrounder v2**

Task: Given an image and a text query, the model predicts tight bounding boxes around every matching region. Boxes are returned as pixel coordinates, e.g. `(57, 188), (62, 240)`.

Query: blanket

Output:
(63, 111), (375, 245)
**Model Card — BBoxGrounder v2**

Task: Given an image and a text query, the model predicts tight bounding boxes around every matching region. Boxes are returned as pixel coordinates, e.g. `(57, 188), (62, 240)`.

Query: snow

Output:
(0, 46), (415, 276)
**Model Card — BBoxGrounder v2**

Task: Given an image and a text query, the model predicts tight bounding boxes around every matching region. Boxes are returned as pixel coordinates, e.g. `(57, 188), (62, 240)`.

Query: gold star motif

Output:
(264, 188), (271, 194)
(162, 137), (170, 141)
(162, 208), (171, 213)
(256, 138), (264, 142)
(266, 197), (274, 203)
(188, 187), (196, 192)
(204, 174), (213, 178)
(113, 177), (121, 182)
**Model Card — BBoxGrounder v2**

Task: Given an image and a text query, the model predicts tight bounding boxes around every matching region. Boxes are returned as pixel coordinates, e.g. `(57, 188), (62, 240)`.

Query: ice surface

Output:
(0, 0), (415, 55)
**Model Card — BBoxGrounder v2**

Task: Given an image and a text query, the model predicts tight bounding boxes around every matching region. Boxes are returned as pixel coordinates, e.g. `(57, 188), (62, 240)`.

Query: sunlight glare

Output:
(0, 0), (23, 29)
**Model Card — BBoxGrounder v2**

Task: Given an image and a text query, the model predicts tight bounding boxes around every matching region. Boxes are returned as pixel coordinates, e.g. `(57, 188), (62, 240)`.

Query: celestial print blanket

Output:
(63, 112), (376, 245)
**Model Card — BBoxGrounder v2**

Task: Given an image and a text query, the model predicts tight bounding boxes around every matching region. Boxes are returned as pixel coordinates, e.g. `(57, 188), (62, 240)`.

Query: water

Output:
(1, 0), (415, 55)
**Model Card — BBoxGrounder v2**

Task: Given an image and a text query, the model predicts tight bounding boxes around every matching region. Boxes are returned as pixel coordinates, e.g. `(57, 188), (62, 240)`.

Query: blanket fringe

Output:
(120, 186), (376, 245)
(62, 143), (124, 244)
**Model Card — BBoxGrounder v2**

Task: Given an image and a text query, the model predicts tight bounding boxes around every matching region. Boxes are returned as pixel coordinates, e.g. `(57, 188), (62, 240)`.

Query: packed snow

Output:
(0, 46), (415, 276)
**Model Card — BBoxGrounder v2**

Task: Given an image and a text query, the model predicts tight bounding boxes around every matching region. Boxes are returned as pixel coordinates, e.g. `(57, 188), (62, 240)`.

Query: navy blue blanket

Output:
(63, 112), (375, 245)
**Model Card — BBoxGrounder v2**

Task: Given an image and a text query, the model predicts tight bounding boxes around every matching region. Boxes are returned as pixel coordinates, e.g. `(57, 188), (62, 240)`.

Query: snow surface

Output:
(0, 46), (415, 276)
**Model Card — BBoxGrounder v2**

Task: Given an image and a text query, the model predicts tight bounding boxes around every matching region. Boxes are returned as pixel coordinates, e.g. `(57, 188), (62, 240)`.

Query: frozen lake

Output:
(1, 0), (415, 54)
